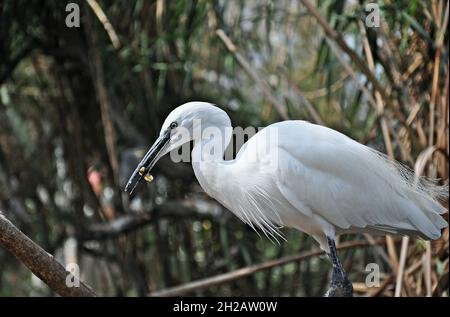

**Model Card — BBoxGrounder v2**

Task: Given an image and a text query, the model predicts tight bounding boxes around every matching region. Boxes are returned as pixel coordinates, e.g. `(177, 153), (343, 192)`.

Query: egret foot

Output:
(324, 237), (353, 297)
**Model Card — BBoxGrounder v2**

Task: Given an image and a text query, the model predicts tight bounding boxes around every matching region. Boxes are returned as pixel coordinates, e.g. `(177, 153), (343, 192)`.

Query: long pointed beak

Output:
(124, 128), (171, 196)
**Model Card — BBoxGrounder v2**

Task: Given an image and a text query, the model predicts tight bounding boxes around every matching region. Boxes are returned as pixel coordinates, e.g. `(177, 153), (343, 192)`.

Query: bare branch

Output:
(83, 201), (223, 241)
(299, 0), (389, 104)
(85, 0), (121, 49)
(278, 67), (324, 125)
(216, 29), (289, 120)
(85, 9), (120, 185)
(0, 212), (97, 297)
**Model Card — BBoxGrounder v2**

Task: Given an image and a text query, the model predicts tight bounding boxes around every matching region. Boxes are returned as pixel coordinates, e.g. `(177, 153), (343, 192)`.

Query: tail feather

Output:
(406, 187), (448, 239)
(367, 147), (448, 240)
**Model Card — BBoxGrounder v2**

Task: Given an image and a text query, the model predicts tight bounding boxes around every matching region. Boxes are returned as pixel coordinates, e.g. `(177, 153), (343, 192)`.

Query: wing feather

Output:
(271, 121), (448, 239)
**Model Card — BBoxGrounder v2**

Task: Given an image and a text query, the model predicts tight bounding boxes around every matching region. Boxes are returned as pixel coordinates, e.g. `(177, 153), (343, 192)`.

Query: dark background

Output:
(0, 0), (448, 296)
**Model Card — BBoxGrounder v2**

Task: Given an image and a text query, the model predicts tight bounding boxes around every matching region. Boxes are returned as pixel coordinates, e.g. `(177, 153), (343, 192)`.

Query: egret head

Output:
(124, 101), (231, 195)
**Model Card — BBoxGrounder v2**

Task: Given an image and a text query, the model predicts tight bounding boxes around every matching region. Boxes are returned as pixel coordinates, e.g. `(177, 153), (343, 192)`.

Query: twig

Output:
(278, 67), (324, 125)
(0, 212), (97, 297)
(368, 275), (394, 297)
(325, 38), (378, 111)
(424, 242), (432, 296)
(299, 0), (389, 104)
(394, 236), (410, 297)
(83, 202), (221, 241)
(150, 238), (400, 297)
(432, 271), (449, 297)
(363, 233), (391, 265)
(85, 8), (120, 184)
(357, 20), (399, 274)
(85, 0), (121, 49)
(300, 73), (349, 99)
(216, 29), (289, 120)
(359, 20), (394, 159)
(414, 146), (442, 297)
(394, 146), (440, 296)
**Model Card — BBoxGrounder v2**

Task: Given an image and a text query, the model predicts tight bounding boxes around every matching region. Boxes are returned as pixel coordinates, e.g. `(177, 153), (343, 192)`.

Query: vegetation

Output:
(0, 0), (448, 296)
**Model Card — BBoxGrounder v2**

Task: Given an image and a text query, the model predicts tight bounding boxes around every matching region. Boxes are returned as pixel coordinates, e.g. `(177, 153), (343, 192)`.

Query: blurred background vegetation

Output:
(0, 0), (448, 296)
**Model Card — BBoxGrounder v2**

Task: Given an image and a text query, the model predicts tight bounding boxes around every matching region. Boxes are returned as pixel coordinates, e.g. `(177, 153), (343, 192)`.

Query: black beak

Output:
(124, 128), (171, 196)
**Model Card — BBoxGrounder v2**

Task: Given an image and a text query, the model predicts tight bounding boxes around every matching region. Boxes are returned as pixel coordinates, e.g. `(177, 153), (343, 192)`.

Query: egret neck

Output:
(191, 118), (233, 200)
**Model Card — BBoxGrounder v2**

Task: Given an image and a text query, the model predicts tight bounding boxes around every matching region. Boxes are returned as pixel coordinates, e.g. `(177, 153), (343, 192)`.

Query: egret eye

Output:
(170, 122), (178, 129)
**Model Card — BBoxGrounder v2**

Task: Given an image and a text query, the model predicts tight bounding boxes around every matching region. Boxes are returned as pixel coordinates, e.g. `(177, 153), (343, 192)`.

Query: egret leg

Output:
(324, 237), (353, 297)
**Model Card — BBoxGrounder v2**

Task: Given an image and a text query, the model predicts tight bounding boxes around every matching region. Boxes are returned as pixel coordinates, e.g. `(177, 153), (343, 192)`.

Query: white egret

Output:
(125, 101), (448, 297)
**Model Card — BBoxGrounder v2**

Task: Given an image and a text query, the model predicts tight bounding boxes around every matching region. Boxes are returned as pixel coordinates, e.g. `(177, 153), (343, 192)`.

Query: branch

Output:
(358, 20), (395, 159)
(150, 238), (401, 296)
(85, 8), (120, 184)
(0, 211), (97, 297)
(83, 201), (224, 241)
(216, 29), (289, 120)
(278, 66), (324, 125)
(299, 0), (389, 105)
(85, 0), (121, 49)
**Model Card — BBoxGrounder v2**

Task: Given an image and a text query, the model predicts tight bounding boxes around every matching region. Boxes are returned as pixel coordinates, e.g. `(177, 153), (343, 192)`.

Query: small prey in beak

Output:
(124, 127), (171, 196)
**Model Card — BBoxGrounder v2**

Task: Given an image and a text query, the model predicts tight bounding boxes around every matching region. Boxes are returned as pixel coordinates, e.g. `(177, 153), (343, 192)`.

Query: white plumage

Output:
(155, 102), (447, 251)
(235, 120), (448, 250)
(126, 101), (448, 295)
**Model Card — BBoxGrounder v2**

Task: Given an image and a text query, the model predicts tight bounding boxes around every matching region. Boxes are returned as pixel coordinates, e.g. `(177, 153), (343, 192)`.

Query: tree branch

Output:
(82, 201), (224, 241)
(0, 211), (97, 297)
(85, 7), (120, 184)
(299, 0), (390, 105)
(278, 66), (324, 125)
(216, 29), (289, 120)
(86, 0), (121, 49)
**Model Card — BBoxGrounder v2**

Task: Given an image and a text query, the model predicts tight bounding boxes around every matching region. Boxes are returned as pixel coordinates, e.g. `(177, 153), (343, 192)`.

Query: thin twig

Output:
(85, 0), (121, 49)
(301, 73), (349, 99)
(394, 236), (410, 296)
(368, 275), (394, 297)
(358, 20), (399, 273)
(424, 242), (433, 296)
(216, 29), (289, 120)
(299, 0), (389, 104)
(278, 67), (324, 125)
(359, 20), (394, 159)
(85, 9), (120, 185)
(325, 38), (378, 111)
(83, 202), (222, 241)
